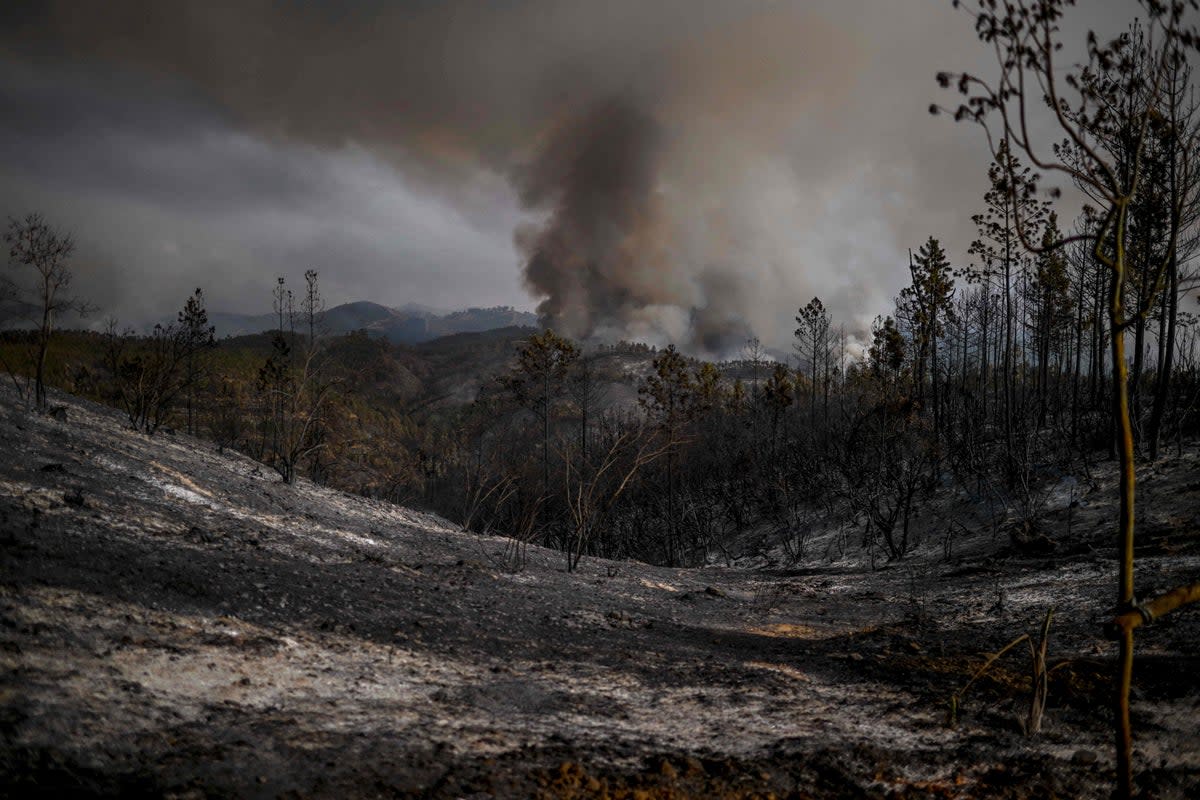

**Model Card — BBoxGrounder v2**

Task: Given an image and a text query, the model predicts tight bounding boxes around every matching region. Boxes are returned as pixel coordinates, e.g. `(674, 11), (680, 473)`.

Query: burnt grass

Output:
(1, 386), (1198, 798)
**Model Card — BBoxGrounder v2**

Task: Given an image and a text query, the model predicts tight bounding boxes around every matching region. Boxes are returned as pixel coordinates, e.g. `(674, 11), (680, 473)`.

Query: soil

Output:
(1, 385), (1198, 798)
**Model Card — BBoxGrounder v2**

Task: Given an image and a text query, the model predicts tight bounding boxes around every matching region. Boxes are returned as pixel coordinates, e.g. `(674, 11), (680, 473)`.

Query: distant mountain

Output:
(0, 297), (41, 330)
(392, 301), (446, 316)
(358, 304), (539, 344)
(204, 311), (279, 338)
(0, 297), (99, 332)
(160, 302), (538, 343)
(429, 306), (540, 335)
(318, 301), (401, 334)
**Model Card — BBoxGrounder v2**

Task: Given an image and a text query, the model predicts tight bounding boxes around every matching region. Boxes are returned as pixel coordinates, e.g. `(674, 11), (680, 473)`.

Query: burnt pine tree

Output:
(762, 361), (795, 454)
(179, 288), (216, 436)
(1028, 214), (1072, 428)
(969, 142), (1048, 473)
(104, 291), (216, 436)
(795, 297), (831, 431)
(298, 270), (330, 479)
(1143, 52), (1200, 458)
(258, 274), (335, 483)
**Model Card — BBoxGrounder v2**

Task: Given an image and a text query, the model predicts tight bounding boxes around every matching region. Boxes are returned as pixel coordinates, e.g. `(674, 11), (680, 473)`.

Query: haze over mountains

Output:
(0, 297), (538, 344)
(189, 302), (539, 343)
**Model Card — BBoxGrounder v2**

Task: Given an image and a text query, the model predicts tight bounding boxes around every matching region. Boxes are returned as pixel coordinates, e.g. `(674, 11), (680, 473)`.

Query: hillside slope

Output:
(1, 385), (1198, 798)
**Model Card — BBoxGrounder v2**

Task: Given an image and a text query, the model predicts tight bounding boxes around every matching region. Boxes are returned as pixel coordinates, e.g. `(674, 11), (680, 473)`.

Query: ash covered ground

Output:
(1, 385), (1198, 798)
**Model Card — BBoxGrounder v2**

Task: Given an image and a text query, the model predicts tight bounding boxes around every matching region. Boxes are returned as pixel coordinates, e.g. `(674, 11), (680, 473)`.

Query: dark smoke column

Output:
(516, 97), (676, 340)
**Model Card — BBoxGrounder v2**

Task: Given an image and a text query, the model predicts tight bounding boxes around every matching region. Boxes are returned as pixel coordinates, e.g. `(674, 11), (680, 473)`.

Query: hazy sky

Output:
(0, 0), (1133, 352)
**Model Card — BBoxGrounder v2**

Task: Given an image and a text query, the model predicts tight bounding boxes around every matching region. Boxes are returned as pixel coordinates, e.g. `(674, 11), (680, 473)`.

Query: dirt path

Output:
(1, 387), (1198, 798)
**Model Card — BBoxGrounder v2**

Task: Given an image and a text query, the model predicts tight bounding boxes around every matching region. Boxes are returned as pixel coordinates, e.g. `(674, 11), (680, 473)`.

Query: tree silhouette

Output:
(638, 344), (696, 565)
(179, 288), (215, 436)
(3, 213), (92, 410)
(899, 237), (956, 435)
(795, 297), (831, 432)
(505, 328), (579, 510)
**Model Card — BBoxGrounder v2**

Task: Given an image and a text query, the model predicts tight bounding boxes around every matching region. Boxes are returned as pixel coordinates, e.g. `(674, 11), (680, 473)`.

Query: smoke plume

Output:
(516, 98), (674, 340)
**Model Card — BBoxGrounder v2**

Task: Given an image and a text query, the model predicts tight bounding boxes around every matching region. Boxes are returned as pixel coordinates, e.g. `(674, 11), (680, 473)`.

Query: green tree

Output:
(868, 315), (906, 388)
(638, 344), (696, 566)
(506, 329), (579, 503)
(692, 361), (724, 414)
(762, 362), (794, 451)
(899, 237), (956, 434)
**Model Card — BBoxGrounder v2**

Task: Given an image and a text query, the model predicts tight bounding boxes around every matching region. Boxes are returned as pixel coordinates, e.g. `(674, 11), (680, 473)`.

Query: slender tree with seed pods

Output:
(934, 2), (1200, 794)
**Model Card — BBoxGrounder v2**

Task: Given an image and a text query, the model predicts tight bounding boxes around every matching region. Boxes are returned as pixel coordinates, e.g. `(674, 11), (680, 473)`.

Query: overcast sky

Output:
(0, 0), (1134, 352)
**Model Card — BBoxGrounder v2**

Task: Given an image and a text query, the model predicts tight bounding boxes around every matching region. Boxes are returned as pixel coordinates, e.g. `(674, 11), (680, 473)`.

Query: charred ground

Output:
(1, 385), (1198, 798)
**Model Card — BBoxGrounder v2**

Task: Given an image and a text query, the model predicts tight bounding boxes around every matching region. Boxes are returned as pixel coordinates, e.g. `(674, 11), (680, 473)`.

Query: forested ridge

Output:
(5, 174), (1199, 573)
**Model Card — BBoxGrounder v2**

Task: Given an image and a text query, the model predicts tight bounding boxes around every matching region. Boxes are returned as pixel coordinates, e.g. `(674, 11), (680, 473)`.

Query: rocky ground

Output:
(0, 384), (1198, 798)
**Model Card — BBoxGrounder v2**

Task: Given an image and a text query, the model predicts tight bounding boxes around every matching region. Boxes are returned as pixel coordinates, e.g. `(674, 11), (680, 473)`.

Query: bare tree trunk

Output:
(1003, 243), (1015, 481)
(666, 446), (676, 567)
(1072, 263), (1085, 444)
(1130, 234), (1153, 446)
(1146, 252), (1178, 460)
(981, 286), (990, 422)
(1147, 89), (1183, 461)
(34, 303), (52, 411)
(34, 334), (48, 410)
(1108, 211), (1136, 800)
